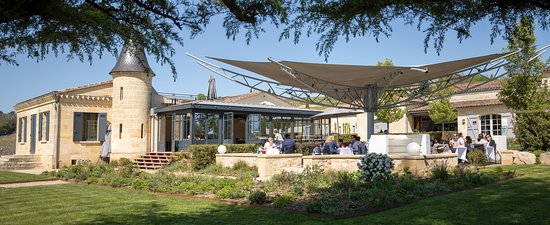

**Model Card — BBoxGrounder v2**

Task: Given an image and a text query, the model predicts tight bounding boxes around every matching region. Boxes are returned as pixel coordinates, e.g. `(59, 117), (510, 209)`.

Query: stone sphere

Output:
(217, 145), (227, 154)
(406, 142), (421, 154)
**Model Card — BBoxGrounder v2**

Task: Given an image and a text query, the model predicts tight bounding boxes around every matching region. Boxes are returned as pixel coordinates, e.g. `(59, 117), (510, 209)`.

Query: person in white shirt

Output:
(273, 129), (284, 147)
(450, 133), (465, 152)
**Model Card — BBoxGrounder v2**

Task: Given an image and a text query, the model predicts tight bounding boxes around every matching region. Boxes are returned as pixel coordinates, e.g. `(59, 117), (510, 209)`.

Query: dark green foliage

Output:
(333, 133), (356, 143)
(514, 110), (550, 151)
(467, 150), (488, 165)
(189, 144), (257, 170)
(231, 160), (249, 170)
(430, 163), (451, 181)
(296, 142), (315, 155)
(0, 111), (16, 135)
(248, 190), (267, 204)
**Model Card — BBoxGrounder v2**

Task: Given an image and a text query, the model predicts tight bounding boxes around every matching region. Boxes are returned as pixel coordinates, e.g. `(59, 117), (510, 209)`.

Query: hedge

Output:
(188, 144), (258, 170)
(514, 110), (550, 151)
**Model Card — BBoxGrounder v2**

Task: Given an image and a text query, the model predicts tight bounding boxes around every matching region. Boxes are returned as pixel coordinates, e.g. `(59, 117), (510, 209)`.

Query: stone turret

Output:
(109, 42), (154, 160)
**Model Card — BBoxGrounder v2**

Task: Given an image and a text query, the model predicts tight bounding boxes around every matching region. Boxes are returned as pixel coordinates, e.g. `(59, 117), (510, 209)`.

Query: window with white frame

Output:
(480, 114), (502, 136)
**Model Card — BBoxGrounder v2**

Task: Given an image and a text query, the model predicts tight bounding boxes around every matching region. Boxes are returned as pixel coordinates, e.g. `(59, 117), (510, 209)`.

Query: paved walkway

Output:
(0, 180), (68, 188)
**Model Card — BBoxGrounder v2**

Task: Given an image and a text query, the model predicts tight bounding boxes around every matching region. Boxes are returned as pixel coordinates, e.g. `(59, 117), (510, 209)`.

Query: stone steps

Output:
(133, 152), (173, 170)
(0, 155), (41, 170)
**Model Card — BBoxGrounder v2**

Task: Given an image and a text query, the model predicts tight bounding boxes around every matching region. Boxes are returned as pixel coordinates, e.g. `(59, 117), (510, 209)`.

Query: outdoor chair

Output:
(456, 146), (468, 163)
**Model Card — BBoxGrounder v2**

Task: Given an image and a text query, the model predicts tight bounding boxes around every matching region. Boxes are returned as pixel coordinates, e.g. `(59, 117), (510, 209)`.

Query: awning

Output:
(209, 53), (508, 89)
(311, 108), (364, 119)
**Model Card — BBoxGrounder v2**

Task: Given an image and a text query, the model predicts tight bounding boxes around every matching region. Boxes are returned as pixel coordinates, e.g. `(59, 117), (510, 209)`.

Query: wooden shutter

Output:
(23, 117), (27, 143)
(73, 112), (83, 141)
(18, 118), (22, 142)
(500, 112), (513, 137)
(38, 113), (43, 141)
(466, 115), (479, 138)
(45, 111), (50, 141)
(98, 113), (107, 142)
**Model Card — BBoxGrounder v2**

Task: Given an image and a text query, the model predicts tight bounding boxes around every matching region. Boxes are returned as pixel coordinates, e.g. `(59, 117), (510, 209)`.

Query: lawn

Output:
(0, 165), (549, 225)
(0, 171), (52, 183)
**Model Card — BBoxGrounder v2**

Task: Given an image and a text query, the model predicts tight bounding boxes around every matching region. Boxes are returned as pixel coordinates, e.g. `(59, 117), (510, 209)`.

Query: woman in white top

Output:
(264, 137), (275, 149)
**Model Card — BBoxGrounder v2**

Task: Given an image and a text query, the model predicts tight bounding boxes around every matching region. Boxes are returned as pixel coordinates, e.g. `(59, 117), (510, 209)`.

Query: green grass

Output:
(1, 165), (549, 225)
(0, 171), (51, 183)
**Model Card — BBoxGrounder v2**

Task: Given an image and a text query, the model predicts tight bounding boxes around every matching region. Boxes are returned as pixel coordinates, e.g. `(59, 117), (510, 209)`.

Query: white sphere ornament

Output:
(406, 142), (421, 154)
(217, 145), (227, 154)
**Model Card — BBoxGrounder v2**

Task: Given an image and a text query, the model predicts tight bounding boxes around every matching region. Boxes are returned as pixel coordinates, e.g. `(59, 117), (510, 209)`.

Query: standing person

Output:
(486, 134), (497, 149)
(273, 129), (284, 147)
(281, 133), (296, 154)
(450, 133), (464, 152)
(351, 136), (362, 154)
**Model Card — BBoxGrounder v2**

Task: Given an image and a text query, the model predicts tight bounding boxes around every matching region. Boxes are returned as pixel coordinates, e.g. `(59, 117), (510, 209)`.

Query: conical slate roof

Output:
(110, 42), (154, 75)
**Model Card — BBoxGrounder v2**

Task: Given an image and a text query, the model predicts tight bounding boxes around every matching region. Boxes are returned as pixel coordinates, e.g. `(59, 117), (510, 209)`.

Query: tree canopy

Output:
(1, 0), (549, 79)
(498, 17), (549, 111)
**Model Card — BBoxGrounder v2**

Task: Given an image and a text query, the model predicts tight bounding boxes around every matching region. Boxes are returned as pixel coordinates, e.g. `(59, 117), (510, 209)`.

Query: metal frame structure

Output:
(187, 45), (549, 139)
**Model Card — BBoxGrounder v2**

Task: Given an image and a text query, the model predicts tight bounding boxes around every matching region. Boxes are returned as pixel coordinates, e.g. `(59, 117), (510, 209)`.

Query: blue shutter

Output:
(98, 113), (107, 142)
(38, 113), (43, 141)
(45, 112), (50, 141)
(500, 112), (513, 137)
(73, 112), (83, 141)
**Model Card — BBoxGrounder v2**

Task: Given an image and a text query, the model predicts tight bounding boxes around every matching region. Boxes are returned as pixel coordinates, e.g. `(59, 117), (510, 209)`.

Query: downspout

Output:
(150, 107), (155, 153)
(54, 93), (61, 169)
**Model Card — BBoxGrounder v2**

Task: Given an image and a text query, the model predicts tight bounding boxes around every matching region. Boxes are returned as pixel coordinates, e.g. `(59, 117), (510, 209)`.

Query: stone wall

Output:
(303, 155), (362, 172)
(216, 153), (458, 178)
(390, 153), (458, 177)
(257, 154), (303, 178)
(216, 153), (258, 168)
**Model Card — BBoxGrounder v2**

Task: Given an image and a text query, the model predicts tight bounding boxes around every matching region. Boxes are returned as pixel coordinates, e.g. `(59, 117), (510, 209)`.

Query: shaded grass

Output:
(0, 165), (549, 225)
(0, 171), (51, 183)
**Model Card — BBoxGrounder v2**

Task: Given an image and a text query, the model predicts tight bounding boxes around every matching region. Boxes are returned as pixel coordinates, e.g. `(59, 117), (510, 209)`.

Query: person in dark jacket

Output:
(281, 133), (296, 154)
(323, 135), (338, 154)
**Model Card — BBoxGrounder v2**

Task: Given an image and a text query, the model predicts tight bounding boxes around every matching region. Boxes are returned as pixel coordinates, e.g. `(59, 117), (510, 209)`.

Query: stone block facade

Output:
(216, 153), (258, 168)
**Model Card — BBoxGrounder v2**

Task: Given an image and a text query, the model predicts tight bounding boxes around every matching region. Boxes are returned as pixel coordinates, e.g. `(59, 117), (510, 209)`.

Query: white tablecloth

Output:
(339, 147), (353, 155)
(266, 148), (280, 155)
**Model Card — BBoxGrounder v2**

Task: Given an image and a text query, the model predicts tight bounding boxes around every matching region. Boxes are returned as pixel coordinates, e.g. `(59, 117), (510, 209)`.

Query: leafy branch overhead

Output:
(1, 0), (549, 79)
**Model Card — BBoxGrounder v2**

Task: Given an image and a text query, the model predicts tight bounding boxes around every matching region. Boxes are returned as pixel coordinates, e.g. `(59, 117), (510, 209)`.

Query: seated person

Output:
(450, 133), (465, 152)
(465, 136), (474, 152)
(263, 137), (278, 154)
(323, 135), (338, 154)
(281, 134), (296, 154)
(351, 136), (362, 154)
(432, 137), (451, 154)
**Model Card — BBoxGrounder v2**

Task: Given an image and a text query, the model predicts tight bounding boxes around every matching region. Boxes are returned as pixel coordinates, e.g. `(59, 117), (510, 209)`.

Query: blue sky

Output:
(1, 17), (549, 112)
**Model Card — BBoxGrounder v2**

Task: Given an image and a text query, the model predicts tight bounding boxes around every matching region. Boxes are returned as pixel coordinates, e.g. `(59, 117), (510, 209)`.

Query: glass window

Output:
(83, 113), (98, 141)
(246, 114), (270, 142)
(194, 113), (207, 142)
(272, 116), (292, 138)
(480, 114), (502, 136)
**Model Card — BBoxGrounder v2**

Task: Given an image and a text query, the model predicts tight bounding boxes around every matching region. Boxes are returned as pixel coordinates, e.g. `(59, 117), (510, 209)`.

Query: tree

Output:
(374, 59), (405, 132)
(428, 87), (457, 131)
(498, 17), (550, 111)
(0, 111), (16, 135)
(2, 0), (550, 77)
(196, 93), (207, 100)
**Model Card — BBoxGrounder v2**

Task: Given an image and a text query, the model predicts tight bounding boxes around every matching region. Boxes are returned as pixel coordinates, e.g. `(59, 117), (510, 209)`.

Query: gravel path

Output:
(0, 180), (68, 188)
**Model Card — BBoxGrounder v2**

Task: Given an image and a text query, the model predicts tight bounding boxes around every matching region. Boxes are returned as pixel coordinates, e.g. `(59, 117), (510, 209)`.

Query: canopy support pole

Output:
(364, 85), (378, 140)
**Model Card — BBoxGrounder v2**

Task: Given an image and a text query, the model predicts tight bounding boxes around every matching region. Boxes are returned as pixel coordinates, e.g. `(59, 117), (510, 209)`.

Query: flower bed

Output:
(43, 154), (515, 217)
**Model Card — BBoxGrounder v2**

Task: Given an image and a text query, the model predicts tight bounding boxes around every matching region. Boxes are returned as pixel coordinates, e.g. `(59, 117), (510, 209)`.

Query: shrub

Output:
(248, 190), (267, 204)
(514, 110), (550, 151)
(430, 162), (451, 180)
(273, 194), (294, 208)
(467, 150), (488, 165)
(334, 133), (356, 144)
(189, 144), (258, 170)
(358, 153), (394, 183)
(215, 186), (246, 199)
(171, 152), (191, 161)
(533, 150), (545, 164)
(296, 142), (315, 155)
(188, 144), (218, 170)
(232, 160), (250, 170)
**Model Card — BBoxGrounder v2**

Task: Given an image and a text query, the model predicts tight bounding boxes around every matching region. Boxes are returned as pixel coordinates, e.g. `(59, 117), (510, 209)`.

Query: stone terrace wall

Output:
(257, 154), (302, 178)
(216, 153), (258, 168)
(391, 153), (458, 177)
(215, 153), (459, 178)
(303, 155), (363, 172)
